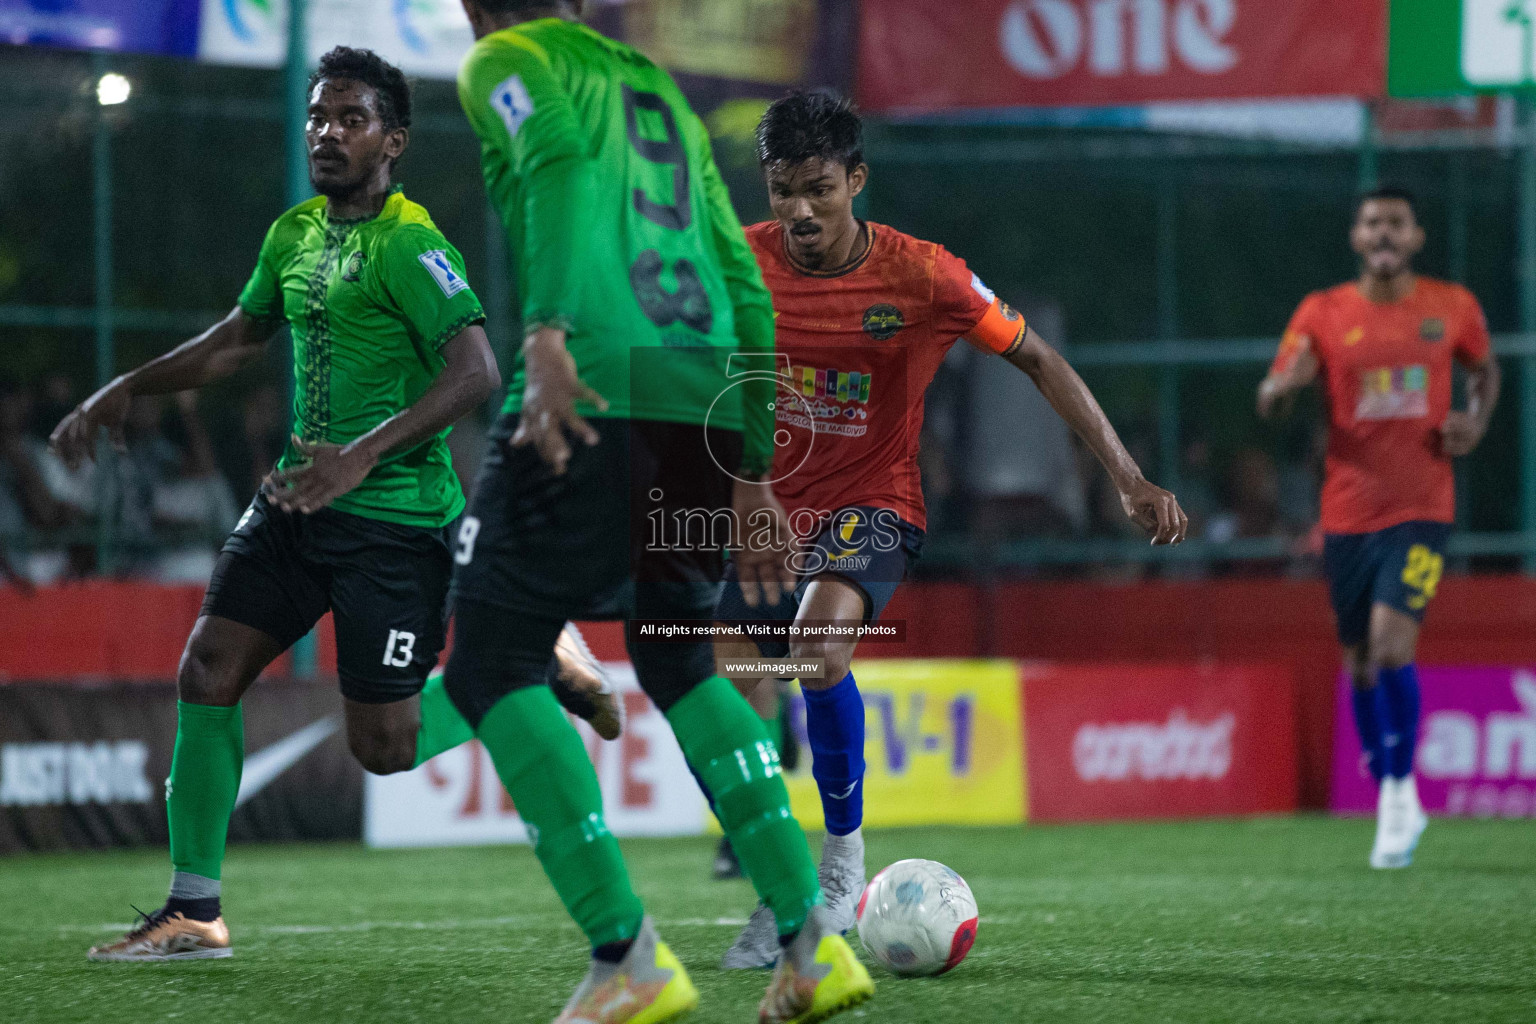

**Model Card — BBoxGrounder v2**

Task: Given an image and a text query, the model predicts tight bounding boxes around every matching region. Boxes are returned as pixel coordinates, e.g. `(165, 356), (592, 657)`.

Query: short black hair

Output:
(309, 46), (411, 131)
(1356, 185), (1418, 220)
(469, 0), (579, 15)
(756, 90), (864, 173)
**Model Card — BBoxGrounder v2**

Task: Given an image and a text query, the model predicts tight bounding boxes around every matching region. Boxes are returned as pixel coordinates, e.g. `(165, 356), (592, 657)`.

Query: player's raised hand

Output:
(266, 435), (377, 514)
(1120, 478), (1188, 545)
(49, 380), (131, 470)
(732, 478), (796, 607)
(511, 327), (608, 475)
(1439, 410), (1486, 457)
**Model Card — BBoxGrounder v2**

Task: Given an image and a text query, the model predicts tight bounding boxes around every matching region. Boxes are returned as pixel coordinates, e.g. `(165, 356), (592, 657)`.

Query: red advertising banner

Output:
(858, 0), (1386, 113)
(1024, 663), (1297, 822)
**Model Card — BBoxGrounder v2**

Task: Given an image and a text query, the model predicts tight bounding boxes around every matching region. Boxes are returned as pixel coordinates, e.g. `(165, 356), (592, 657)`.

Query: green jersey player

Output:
(444, 3), (873, 1023)
(55, 47), (600, 964)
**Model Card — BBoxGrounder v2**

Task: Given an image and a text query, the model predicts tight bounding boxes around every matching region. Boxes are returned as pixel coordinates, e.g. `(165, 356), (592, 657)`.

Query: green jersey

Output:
(238, 189), (485, 528)
(457, 17), (775, 473)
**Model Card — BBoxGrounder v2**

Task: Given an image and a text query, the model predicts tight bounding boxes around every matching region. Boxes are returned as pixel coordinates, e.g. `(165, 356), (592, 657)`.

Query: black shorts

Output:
(715, 505), (924, 659)
(446, 416), (740, 724)
(202, 492), (455, 703)
(1322, 519), (1450, 647)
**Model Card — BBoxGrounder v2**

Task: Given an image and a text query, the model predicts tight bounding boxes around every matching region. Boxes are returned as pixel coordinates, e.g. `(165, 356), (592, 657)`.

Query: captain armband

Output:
(966, 298), (1028, 357)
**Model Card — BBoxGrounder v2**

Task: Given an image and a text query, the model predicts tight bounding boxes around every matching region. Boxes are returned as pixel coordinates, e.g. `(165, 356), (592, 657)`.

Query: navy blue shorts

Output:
(1322, 520), (1451, 647)
(715, 505), (924, 658)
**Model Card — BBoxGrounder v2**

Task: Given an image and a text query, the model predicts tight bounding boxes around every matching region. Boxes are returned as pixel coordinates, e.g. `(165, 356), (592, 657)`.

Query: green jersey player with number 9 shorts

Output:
(445, 3), (873, 1023)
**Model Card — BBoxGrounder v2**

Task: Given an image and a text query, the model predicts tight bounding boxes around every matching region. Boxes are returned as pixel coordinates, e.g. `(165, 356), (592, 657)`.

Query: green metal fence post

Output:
(1519, 97), (1536, 571)
(286, 0), (310, 209)
(286, 0), (318, 675)
(1156, 166), (1181, 493)
(92, 50), (117, 573)
(1357, 101), (1378, 193)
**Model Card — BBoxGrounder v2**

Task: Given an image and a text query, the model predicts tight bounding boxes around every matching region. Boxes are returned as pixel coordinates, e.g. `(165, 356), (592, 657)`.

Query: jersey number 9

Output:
(622, 85), (712, 334)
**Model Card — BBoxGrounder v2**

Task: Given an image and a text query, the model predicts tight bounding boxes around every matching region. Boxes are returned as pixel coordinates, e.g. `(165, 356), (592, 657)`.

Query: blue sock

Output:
(1378, 664), (1421, 779)
(1351, 684), (1388, 779)
(1350, 683), (1387, 783)
(802, 672), (866, 836)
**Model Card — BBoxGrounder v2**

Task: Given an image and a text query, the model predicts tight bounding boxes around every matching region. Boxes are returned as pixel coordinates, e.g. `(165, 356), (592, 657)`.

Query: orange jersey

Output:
(1273, 277), (1491, 534)
(748, 221), (1022, 531)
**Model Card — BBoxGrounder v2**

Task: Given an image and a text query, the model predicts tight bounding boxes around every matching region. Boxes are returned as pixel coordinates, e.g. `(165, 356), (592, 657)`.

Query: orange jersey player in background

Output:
(1259, 186), (1500, 870)
(709, 91), (1187, 969)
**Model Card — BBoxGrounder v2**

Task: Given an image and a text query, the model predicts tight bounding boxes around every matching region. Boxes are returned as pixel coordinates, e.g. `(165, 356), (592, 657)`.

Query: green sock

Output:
(477, 686), (644, 949)
(667, 676), (821, 936)
(414, 669), (475, 767)
(167, 701), (243, 882)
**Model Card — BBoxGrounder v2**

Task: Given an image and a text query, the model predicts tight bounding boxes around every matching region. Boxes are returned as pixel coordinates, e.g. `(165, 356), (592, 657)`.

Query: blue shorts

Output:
(715, 506), (924, 658)
(1322, 520), (1450, 647)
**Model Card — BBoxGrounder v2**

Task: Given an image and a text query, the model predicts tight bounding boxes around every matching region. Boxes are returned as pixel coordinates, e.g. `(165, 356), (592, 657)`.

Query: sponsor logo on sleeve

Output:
(419, 250), (469, 298)
(969, 273), (995, 304)
(490, 74), (534, 138)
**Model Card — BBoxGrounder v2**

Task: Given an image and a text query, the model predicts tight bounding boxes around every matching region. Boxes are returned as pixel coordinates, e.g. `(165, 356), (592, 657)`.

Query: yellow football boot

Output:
(88, 907), (232, 962)
(554, 916), (699, 1024)
(758, 905), (874, 1024)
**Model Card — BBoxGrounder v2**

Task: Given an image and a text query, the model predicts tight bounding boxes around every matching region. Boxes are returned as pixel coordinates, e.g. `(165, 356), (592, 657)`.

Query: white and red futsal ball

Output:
(855, 858), (979, 977)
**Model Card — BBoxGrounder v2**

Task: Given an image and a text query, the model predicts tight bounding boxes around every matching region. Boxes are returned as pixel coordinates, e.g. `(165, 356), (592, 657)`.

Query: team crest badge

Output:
(863, 304), (905, 340)
(342, 250), (366, 282)
(1000, 301), (1022, 322)
(1420, 317), (1446, 342)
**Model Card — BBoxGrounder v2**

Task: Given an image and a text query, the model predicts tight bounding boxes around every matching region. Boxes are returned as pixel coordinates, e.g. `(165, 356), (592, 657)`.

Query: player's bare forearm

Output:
(1441, 356), (1502, 458)
(51, 307), (273, 468)
(1467, 357), (1501, 430)
(1007, 328), (1141, 491)
(123, 307), (274, 396)
(1257, 344), (1319, 419)
(270, 325), (500, 514)
(1007, 328), (1188, 543)
(347, 325), (499, 466)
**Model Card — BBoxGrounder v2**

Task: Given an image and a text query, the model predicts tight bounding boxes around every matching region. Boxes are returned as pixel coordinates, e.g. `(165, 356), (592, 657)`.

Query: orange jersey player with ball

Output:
(1258, 186), (1500, 869)
(710, 91), (1188, 969)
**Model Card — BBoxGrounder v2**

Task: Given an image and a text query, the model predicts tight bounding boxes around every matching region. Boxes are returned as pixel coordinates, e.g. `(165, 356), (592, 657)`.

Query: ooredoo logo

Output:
(1072, 710), (1235, 782)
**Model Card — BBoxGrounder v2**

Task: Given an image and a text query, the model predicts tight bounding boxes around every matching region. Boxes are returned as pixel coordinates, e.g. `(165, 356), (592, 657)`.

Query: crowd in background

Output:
(0, 312), (1326, 591)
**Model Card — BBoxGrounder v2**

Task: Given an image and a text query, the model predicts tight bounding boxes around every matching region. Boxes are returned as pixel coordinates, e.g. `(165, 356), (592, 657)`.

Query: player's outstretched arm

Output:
(270, 325), (500, 514)
(1256, 334), (1319, 420)
(1006, 327), (1188, 545)
(49, 306), (276, 469)
(1441, 355), (1501, 457)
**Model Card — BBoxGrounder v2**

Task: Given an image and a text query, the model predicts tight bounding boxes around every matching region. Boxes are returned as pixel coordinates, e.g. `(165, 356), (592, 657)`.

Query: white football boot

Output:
(721, 903), (780, 970)
(818, 829), (866, 937)
(1400, 773), (1429, 858)
(1370, 776), (1413, 869)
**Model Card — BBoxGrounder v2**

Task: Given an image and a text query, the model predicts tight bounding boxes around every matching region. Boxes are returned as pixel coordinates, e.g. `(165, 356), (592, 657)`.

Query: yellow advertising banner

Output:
(779, 660), (1026, 830)
(623, 0), (816, 85)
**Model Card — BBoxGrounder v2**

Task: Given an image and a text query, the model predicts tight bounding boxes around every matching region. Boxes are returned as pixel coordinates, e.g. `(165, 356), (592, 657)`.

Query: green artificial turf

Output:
(3, 817), (1534, 1023)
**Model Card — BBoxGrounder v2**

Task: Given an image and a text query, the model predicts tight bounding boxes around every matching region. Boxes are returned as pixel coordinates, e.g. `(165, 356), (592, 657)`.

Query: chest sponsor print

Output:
(776, 362), (873, 439)
(1355, 364), (1429, 422)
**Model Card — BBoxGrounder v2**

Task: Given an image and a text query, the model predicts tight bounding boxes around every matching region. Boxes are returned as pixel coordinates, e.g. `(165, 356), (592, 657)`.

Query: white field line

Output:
(58, 916), (754, 935)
